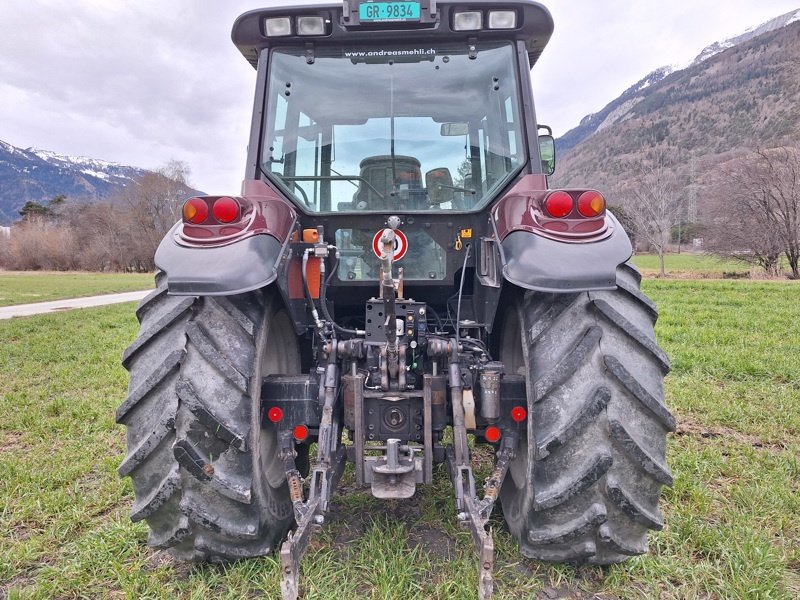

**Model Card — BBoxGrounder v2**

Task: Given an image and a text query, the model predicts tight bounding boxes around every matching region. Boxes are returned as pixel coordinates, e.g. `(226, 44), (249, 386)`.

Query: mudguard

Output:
(154, 180), (296, 296)
(155, 226), (287, 296)
(500, 212), (633, 293)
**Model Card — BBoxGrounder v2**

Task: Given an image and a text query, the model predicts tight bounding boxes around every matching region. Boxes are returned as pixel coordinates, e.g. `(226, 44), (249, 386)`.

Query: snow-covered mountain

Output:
(557, 7), (800, 154)
(0, 139), (147, 224)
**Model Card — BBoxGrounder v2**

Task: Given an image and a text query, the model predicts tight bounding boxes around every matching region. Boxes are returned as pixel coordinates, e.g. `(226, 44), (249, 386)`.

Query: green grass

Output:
(1, 280), (799, 599)
(631, 253), (753, 277)
(0, 272), (154, 307)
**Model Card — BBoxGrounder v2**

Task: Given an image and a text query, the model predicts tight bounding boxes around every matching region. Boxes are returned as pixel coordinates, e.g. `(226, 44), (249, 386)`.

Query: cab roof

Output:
(232, 0), (554, 69)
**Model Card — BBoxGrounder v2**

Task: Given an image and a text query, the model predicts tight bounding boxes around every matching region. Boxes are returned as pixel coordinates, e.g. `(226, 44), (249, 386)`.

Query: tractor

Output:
(117, 1), (674, 598)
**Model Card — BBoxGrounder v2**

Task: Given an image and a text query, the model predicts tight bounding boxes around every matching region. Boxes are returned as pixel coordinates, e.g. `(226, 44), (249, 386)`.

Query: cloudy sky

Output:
(1, 0), (798, 193)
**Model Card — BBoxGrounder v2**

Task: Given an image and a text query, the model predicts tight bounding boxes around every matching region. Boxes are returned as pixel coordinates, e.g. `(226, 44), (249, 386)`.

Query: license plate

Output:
(359, 1), (421, 22)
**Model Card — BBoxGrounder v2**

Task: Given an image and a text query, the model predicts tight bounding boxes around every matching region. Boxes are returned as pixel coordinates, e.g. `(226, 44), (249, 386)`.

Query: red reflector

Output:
(293, 424), (309, 442)
(212, 197), (240, 223)
(577, 191), (606, 218)
(182, 198), (208, 224)
(267, 407), (284, 423)
(511, 406), (527, 423)
(544, 191), (573, 218)
(485, 425), (502, 443)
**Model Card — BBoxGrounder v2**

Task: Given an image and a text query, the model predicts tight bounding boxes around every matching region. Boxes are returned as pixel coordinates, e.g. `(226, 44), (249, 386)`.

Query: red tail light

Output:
(544, 191), (573, 218)
(293, 424), (309, 442)
(212, 197), (241, 223)
(577, 191), (606, 218)
(485, 425), (502, 443)
(182, 198), (208, 224)
(511, 406), (527, 423)
(267, 407), (284, 423)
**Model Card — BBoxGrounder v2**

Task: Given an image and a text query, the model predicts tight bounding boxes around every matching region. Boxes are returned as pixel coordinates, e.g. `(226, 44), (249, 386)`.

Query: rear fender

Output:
(492, 176), (633, 293)
(155, 180), (296, 295)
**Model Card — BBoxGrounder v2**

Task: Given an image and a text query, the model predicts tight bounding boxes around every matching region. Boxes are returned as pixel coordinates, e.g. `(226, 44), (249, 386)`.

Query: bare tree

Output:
(621, 149), (686, 276)
(703, 146), (800, 278)
(114, 160), (195, 269)
(3, 161), (195, 272)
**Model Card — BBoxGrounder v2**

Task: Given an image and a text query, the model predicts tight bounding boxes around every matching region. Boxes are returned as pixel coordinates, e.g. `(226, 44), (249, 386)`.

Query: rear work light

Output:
(577, 191), (606, 218)
(453, 10), (482, 31)
(544, 191), (574, 219)
(488, 10), (516, 29)
(265, 17), (292, 36)
(212, 197), (241, 223)
(297, 16), (326, 36)
(182, 197), (208, 224)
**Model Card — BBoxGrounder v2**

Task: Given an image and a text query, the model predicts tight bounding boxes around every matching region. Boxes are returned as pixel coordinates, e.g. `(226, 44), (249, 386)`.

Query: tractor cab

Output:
(233, 0), (554, 215)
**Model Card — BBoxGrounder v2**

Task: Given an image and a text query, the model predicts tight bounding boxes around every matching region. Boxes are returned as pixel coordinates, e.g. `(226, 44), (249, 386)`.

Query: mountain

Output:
(553, 9), (800, 201)
(0, 140), (148, 224)
(557, 8), (800, 156)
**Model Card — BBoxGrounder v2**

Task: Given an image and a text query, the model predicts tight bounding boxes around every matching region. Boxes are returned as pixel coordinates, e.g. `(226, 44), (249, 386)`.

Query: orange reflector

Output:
(293, 424), (309, 442)
(182, 198), (208, 224)
(577, 191), (606, 218)
(302, 228), (319, 243)
(485, 425), (502, 443)
(267, 407), (284, 423)
(511, 406), (527, 423)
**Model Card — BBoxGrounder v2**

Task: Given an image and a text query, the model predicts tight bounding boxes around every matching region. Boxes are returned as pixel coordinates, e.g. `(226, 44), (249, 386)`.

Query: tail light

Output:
(212, 197), (241, 223)
(485, 425), (502, 443)
(511, 406), (527, 423)
(293, 424), (309, 442)
(267, 407), (284, 423)
(182, 198), (208, 224)
(577, 191), (606, 218)
(544, 191), (573, 218)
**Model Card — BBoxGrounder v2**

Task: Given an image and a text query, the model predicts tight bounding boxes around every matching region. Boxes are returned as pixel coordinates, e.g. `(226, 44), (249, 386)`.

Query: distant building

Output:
(0, 226), (10, 239)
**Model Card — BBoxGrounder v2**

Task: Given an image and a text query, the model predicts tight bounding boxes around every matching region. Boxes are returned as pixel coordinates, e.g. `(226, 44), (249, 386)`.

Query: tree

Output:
(703, 146), (800, 278)
(114, 160), (195, 270)
(620, 149), (686, 276)
(18, 195), (67, 221)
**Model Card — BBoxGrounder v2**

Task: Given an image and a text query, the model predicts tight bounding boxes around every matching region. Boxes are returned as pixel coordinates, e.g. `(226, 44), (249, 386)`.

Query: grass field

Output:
(631, 253), (753, 278)
(1, 279), (799, 599)
(0, 272), (154, 307)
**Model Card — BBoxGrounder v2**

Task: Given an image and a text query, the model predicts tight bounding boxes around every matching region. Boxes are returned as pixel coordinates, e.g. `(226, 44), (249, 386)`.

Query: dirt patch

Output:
(674, 416), (788, 451)
(0, 432), (27, 453)
(1, 573), (34, 598)
(406, 525), (456, 560)
(143, 550), (195, 579)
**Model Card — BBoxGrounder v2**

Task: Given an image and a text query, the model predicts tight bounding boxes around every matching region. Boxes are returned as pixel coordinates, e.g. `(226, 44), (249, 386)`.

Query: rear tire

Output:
(118, 283), (299, 560)
(117, 273), (194, 548)
(499, 263), (675, 564)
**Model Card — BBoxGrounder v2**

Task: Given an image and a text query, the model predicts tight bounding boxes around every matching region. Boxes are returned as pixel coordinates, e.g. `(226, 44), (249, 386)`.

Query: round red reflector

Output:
(293, 424), (309, 442)
(544, 191), (573, 218)
(212, 197), (240, 223)
(183, 198), (208, 224)
(485, 425), (502, 443)
(577, 191), (606, 218)
(267, 407), (284, 423)
(511, 406), (527, 423)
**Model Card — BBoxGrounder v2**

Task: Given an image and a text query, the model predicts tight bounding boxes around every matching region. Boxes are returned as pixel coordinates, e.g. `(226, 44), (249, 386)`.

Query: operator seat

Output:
(353, 155), (426, 210)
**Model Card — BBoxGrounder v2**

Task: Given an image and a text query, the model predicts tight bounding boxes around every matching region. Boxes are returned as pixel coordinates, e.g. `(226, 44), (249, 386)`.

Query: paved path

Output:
(0, 290), (152, 320)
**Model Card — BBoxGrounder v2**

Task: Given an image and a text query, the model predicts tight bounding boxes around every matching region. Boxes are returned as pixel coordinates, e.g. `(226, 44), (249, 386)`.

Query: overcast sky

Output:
(1, 0), (798, 194)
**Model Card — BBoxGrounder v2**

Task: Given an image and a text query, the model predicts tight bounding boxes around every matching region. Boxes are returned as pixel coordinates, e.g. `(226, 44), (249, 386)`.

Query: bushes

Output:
(1, 220), (80, 271)
(0, 162), (192, 273)
(1, 203), (164, 273)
